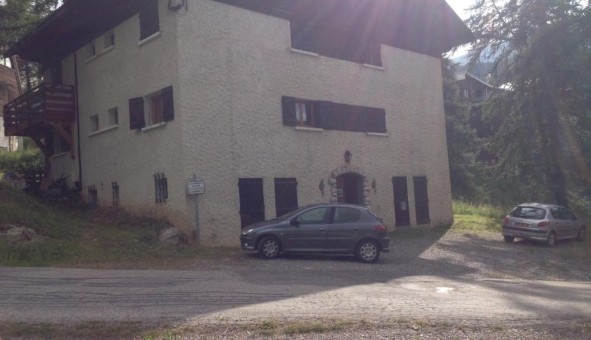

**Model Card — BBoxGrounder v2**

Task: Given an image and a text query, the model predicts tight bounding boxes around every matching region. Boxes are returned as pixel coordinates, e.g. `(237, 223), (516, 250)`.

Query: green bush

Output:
(0, 149), (43, 174)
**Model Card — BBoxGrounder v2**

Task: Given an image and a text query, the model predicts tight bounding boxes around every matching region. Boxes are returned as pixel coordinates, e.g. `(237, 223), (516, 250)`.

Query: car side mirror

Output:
(290, 219), (300, 227)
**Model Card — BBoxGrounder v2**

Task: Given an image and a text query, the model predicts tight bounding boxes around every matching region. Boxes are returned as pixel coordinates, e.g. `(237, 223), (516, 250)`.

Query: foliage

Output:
(0, 148), (43, 173)
(0, 0), (59, 54)
(465, 0), (591, 206)
(442, 59), (479, 200)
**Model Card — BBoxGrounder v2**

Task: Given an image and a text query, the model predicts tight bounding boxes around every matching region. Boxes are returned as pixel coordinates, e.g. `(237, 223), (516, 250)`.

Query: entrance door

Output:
(336, 173), (363, 204)
(238, 178), (265, 228)
(392, 177), (410, 227)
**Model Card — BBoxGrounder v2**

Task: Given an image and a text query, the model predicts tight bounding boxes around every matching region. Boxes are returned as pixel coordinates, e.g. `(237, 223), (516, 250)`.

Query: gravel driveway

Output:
(1, 227), (589, 339)
(200, 227), (590, 282)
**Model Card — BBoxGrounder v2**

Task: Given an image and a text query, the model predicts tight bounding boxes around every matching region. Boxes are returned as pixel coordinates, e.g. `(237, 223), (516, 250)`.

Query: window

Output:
(154, 172), (168, 203)
(333, 207), (361, 223)
(129, 86), (174, 130)
(90, 114), (99, 132)
(295, 102), (313, 126)
(88, 185), (98, 209)
(282, 96), (386, 133)
(413, 176), (430, 225)
(112, 181), (119, 206)
(295, 207), (331, 225)
(108, 107), (119, 126)
(84, 41), (96, 60)
(139, 0), (160, 40)
(274, 178), (298, 217)
(104, 30), (115, 48)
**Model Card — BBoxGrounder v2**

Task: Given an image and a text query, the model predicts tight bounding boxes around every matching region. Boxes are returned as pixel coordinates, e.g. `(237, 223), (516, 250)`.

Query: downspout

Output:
(74, 53), (83, 192)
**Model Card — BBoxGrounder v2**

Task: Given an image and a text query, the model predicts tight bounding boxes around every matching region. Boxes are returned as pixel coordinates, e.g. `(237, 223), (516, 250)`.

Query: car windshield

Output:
(510, 207), (546, 220)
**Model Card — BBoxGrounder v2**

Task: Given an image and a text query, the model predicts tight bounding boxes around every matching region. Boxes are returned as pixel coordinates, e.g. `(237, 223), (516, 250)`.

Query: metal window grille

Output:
(88, 185), (98, 209)
(111, 181), (119, 206)
(154, 173), (168, 203)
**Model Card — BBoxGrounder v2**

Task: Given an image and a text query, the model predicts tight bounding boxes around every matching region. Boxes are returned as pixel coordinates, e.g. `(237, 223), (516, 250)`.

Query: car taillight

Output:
(538, 221), (549, 228)
(374, 224), (387, 232)
(503, 216), (509, 225)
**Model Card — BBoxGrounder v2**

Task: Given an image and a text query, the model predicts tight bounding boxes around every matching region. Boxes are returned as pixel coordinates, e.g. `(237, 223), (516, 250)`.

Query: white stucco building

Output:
(3, 0), (473, 245)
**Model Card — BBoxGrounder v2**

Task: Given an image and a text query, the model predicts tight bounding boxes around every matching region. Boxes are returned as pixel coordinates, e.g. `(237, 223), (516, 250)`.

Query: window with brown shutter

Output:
(281, 97), (387, 133)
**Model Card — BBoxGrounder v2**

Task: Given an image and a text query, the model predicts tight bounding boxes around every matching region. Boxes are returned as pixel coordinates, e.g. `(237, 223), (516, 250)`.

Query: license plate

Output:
(515, 222), (530, 228)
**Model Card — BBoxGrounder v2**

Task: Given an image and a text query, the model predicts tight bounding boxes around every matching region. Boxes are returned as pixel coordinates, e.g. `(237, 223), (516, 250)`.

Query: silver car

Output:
(502, 203), (586, 246)
(240, 203), (389, 263)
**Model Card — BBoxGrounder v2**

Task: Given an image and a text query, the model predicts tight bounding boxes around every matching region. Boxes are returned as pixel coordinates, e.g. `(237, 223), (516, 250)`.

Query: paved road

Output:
(0, 266), (589, 326)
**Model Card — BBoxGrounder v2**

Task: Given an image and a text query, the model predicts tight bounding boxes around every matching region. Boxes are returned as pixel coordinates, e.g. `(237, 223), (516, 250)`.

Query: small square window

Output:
(90, 114), (99, 132)
(104, 30), (115, 48)
(108, 107), (119, 126)
(84, 41), (96, 60)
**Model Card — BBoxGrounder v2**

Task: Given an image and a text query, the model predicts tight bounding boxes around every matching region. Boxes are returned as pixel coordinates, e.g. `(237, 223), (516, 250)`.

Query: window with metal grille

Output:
(154, 173), (168, 203)
(88, 185), (98, 209)
(112, 181), (119, 206)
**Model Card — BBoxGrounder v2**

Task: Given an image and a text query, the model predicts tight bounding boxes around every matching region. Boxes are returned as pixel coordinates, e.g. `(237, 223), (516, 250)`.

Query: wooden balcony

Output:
(3, 83), (76, 137)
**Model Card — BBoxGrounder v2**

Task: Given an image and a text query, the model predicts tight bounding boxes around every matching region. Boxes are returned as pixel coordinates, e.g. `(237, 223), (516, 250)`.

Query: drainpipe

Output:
(74, 53), (82, 192)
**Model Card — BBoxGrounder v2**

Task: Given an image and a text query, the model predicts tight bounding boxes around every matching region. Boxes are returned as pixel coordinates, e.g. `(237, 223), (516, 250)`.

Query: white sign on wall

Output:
(187, 179), (205, 195)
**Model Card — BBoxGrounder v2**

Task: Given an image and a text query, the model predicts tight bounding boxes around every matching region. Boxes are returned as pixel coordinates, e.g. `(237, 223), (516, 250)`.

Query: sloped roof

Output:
(6, 0), (474, 62)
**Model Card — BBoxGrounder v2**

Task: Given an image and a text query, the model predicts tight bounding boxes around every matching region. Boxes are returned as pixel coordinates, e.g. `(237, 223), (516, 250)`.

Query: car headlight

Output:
(241, 228), (254, 236)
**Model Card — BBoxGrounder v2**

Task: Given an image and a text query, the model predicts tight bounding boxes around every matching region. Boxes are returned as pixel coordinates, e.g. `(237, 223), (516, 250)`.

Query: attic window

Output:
(104, 30), (115, 48)
(84, 41), (96, 60)
(139, 0), (160, 40)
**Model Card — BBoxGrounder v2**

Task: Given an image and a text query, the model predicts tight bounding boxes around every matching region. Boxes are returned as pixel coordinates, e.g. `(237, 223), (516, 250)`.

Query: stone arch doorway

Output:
(337, 173), (364, 204)
(328, 167), (369, 206)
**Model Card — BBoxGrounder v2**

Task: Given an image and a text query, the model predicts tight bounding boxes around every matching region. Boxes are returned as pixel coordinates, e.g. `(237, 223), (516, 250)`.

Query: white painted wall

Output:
(55, 0), (453, 245)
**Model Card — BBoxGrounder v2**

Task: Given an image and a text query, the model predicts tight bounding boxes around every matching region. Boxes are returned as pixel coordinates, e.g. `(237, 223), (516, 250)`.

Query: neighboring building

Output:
(3, 0), (473, 245)
(0, 58), (21, 151)
(456, 72), (499, 164)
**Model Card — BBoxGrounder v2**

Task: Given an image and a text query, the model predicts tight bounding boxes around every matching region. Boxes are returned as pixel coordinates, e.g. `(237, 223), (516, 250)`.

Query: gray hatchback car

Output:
(240, 203), (389, 263)
(502, 203), (586, 246)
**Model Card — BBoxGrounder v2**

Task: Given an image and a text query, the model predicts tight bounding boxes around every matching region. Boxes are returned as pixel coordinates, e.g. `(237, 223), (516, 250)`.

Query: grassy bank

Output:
(0, 183), (210, 267)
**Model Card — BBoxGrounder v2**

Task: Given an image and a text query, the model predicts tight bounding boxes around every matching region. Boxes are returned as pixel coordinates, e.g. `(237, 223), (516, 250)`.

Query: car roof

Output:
(303, 203), (368, 209)
(517, 203), (567, 210)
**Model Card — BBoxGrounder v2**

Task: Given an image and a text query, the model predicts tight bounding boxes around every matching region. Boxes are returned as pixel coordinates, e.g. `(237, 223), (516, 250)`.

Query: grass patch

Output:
(0, 183), (209, 268)
(452, 201), (506, 233)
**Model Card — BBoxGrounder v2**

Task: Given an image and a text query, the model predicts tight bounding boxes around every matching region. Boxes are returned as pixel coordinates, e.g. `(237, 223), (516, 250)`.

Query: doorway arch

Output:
(328, 166), (370, 206)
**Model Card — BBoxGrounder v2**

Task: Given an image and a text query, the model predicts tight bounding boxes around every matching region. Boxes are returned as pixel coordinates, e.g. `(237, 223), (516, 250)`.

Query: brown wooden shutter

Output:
(129, 97), (145, 130)
(139, 0), (160, 40)
(282, 96), (298, 126)
(161, 86), (174, 122)
(366, 108), (387, 133)
(314, 101), (333, 129)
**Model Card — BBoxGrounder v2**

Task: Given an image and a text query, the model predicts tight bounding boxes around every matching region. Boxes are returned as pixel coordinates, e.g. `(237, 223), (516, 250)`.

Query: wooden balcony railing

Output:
(3, 84), (76, 136)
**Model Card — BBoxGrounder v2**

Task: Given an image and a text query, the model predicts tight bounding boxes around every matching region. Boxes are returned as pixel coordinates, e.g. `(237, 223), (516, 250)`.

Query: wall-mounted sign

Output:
(187, 179), (205, 195)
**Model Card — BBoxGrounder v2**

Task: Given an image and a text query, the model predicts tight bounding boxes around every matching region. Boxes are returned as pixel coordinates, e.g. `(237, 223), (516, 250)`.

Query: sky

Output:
(446, 0), (473, 19)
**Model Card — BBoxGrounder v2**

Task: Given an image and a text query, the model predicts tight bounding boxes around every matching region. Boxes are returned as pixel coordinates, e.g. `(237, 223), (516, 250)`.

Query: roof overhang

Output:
(5, 0), (474, 62)
(4, 0), (146, 62)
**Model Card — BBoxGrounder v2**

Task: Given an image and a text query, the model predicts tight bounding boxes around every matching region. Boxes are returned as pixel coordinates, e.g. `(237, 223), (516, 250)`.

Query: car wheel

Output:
(504, 235), (515, 243)
(258, 236), (281, 259)
(576, 227), (586, 242)
(356, 240), (380, 263)
(546, 232), (556, 247)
